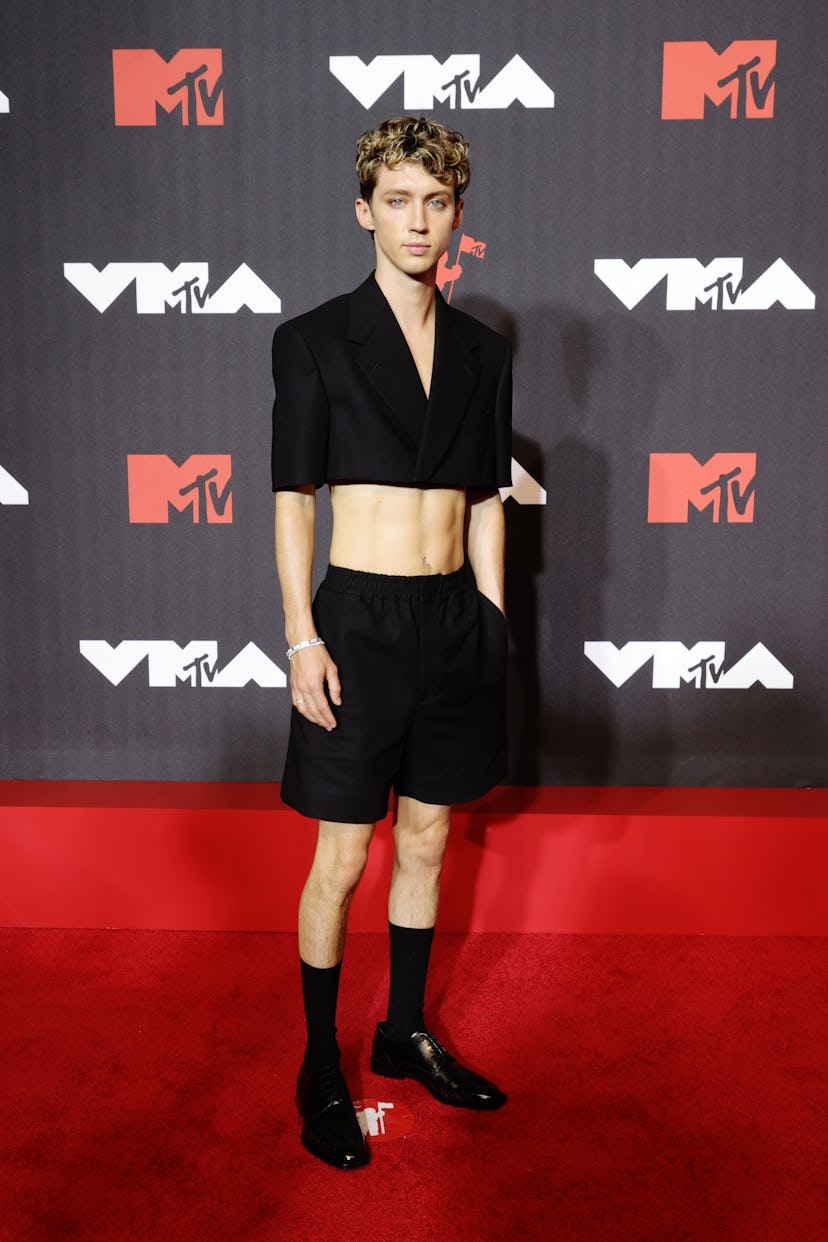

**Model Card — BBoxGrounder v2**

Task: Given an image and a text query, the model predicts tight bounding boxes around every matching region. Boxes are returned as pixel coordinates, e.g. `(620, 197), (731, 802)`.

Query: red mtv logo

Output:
(662, 41), (776, 119)
(437, 233), (486, 303)
(648, 453), (756, 523)
(127, 455), (232, 523)
(112, 50), (223, 126)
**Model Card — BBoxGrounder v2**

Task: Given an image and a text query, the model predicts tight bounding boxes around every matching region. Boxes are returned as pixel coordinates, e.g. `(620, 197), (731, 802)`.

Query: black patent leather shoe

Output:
(295, 1062), (369, 1169)
(370, 1023), (507, 1110)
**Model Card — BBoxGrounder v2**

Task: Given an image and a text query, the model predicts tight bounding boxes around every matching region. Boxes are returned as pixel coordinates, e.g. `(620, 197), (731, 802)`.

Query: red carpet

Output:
(2, 930), (826, 1241)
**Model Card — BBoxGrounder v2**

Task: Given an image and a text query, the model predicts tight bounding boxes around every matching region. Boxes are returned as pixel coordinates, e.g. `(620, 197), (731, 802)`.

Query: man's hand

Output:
(290, 643), (342, 731)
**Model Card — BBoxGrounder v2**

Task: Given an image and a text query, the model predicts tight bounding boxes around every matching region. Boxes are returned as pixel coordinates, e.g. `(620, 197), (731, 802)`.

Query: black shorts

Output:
(280, 562), (507, 824)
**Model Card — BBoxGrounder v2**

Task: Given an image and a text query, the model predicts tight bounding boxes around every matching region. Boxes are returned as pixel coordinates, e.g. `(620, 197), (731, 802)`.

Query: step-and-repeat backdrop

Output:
(1, 0), (825, 787)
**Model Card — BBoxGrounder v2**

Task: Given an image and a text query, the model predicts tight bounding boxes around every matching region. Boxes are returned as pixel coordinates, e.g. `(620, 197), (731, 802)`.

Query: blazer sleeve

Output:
(494, 340), (513, 489)
(271, 322), (330, 491)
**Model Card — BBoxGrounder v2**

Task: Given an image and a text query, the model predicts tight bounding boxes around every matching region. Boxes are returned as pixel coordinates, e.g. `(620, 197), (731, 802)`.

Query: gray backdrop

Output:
(1, 0), (825, 786)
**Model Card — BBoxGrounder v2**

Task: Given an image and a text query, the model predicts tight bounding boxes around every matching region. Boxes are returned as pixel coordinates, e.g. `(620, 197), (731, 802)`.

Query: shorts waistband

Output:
(322, 562), (473, 600)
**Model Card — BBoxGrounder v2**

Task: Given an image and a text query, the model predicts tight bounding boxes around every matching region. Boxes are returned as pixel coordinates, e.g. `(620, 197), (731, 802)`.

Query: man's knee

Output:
(309, 822), (373, 902)
(394, 802), (451, 872)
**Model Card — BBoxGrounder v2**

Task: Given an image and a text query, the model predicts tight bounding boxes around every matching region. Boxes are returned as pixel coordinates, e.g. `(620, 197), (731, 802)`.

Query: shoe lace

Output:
(420, 1031), (451, 1063)
(316, 1065), (346, 1106)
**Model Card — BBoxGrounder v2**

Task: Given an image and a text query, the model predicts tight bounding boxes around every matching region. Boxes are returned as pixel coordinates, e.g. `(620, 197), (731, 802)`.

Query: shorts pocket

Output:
(476, 589), (507, 630)
(476, 589), (508, 683)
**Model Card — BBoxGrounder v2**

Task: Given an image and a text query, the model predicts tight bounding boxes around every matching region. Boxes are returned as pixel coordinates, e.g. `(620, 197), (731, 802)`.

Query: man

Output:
(272, 116), (511, 1170)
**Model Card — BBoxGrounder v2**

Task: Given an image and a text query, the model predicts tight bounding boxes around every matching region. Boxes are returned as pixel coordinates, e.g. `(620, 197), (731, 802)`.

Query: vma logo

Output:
(0, 464), (28, 504)
(127, 455), (232, 524)
(1, 86), (8, 114)
(329, 54), (554, 109)
(64, 263), (280, 314)
(594, 258), (814, 311)
(80, 641), (285, 688)
(662, 41), (776, 120)
(112, 49), (223, 126)
(500, 461), (546, 507)
(648, 454), (755, 524)
(585, 642), (793, 690)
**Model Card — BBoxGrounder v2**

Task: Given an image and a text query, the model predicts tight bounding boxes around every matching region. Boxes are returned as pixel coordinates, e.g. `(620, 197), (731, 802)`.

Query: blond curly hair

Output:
(356, 116), (470, 201)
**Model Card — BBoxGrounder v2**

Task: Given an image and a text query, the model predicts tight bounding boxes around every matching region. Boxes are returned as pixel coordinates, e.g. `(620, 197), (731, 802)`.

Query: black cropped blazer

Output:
(271, 273), (512, 491)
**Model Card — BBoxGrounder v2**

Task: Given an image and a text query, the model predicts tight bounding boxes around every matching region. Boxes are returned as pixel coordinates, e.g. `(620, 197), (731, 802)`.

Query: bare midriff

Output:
(329, 482), (467, 576)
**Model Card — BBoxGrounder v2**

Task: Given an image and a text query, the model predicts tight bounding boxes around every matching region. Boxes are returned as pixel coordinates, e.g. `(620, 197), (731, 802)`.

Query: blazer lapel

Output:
(347, 275), (427, 453)
(345, 275), (482, 480)
(413, 289), (481, 481)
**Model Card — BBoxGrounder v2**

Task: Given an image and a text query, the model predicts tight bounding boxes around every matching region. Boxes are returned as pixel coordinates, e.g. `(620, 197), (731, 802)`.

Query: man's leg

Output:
(384, 796), (450, 1037)
(388, 795), (450, 927)
(371, 795), (507, 1110)
(296, 819), (374, 1170)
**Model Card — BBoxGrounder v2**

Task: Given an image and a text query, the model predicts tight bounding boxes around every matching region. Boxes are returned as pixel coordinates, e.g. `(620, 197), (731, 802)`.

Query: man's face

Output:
(355, 162), (463, 282)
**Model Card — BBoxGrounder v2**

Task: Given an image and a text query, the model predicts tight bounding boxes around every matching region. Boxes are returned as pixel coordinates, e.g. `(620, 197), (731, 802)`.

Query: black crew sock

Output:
(385, 922), (435, 1040)
(300, 958), (343, 1071)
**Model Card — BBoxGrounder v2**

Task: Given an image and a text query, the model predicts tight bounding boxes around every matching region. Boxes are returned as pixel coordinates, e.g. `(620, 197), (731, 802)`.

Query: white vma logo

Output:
(594, 258), (815, 310)
(0, 87), (9, 113)
(329, 54), (554, 109)
(584, 642), (793, 689)
(80, 641), (286, 687)
(63, 263), (281, 314)
(0, 465), (28, 504)
(500, 459), (546, 505)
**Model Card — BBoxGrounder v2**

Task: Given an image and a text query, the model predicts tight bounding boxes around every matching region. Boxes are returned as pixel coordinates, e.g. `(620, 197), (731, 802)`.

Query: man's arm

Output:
(274, 487), (340, 731)
(465, 489), (506, 614)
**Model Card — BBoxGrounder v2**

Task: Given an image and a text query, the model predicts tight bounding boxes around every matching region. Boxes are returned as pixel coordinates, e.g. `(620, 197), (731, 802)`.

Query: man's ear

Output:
(452, 197), (464, 231)
(355, 196), (374, 234)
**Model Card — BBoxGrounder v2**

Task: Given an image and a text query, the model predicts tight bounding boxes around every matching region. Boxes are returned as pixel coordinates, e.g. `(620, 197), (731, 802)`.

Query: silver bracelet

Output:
(285, 637), (326, 661)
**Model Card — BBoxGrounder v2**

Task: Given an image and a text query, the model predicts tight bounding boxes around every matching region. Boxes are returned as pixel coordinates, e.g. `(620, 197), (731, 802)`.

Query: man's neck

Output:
(374, 262), (437, 333)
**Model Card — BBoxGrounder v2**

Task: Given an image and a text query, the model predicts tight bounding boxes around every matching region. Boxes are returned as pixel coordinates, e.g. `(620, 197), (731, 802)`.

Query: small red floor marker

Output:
(353, 1099), (415, 1142)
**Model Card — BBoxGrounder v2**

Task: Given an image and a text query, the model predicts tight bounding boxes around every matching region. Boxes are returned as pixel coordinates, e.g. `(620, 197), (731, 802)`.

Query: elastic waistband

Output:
(322, 561), (473, 600)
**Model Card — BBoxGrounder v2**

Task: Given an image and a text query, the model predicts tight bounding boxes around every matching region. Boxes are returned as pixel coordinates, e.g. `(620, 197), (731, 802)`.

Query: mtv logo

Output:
(353, 1098), (414, 1141)
(584, 641), (793, 690)
(594, 258), (815, 311)
(648, 453), (755, 523)
(329, 54), (554, 110)
(127, 455), (232, 523)
(64, 263), (281, 314)
(80, 640), (286, 688)
(662, 40), (776, 119)
(112, 49), (223, 125)
(436, 233), (487, 303)
(357, 1102), (395, 1137)
(0, 464), (28, 504)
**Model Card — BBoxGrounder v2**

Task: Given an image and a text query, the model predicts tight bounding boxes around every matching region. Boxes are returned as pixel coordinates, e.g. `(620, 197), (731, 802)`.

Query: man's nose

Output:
(409, 201), (427, 232)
